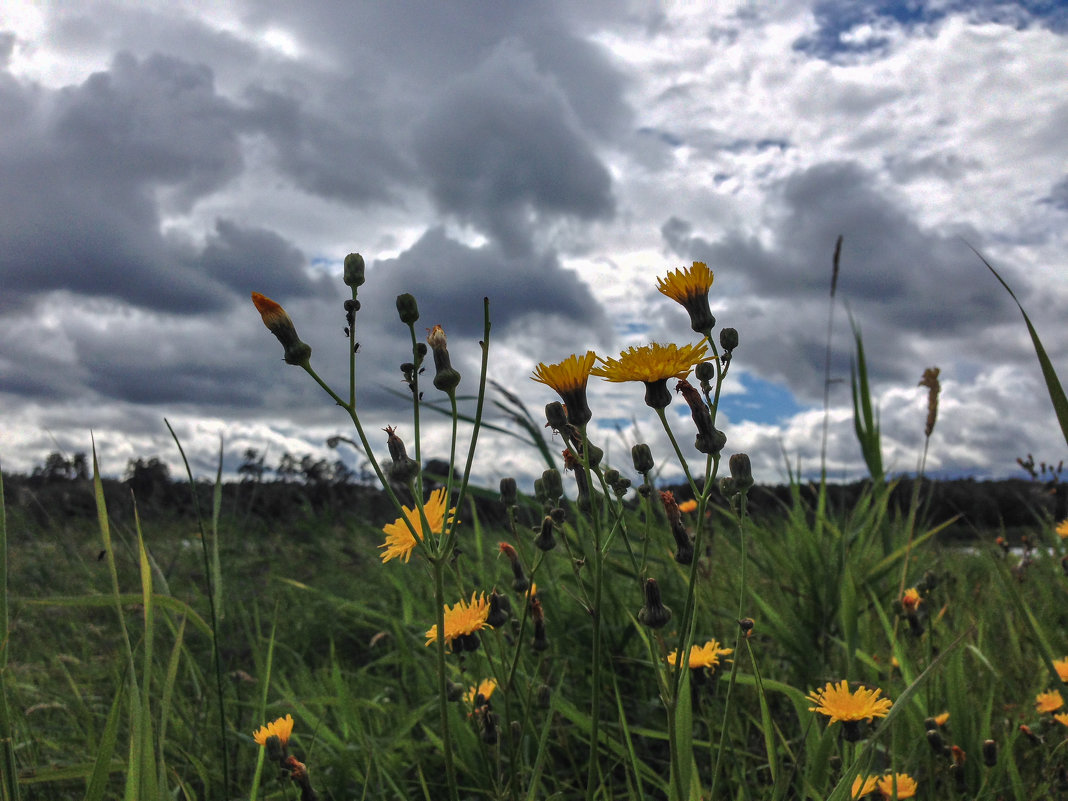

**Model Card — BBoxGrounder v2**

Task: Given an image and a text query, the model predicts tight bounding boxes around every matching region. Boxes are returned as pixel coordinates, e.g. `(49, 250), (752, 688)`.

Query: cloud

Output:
(412, 41), (616, 254)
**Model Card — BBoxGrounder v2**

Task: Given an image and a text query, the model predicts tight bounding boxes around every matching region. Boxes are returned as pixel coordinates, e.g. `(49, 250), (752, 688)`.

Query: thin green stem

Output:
(432, 557), (461, 801)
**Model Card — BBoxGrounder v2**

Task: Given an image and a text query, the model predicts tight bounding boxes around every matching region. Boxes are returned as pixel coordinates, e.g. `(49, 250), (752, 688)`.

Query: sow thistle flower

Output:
(1054, 656), (1068, 683)
(1035, 689), (1064, 714)
(656, 261), (716, 334)
(379, 488), (457, 564)
(667, 639), (733, 672)
(253, 713), (294, 748)
(807, 680), (893, 725)
(464, 678), (497, 706)
(1056, 519), (1068, 539)
(426, 592), (492, 652)
(853, 773), (918, 799)
(592, 341), (710, 409)
(531, 350), (596, 427)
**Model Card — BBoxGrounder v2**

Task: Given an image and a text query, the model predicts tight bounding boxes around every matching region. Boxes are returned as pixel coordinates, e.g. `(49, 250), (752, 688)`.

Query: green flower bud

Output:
(343, 252), (366, 288)
(396, 293), (419, 325)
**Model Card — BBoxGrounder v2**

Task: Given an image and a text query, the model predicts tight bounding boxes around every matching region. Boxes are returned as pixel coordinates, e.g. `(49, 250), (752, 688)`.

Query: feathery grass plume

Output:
(379, 488), (457, 564)
(918, 367), (941, 438)
(531, 351), (596, 427)
(592, 342), (710, 409)
(656, 261), (717, 335)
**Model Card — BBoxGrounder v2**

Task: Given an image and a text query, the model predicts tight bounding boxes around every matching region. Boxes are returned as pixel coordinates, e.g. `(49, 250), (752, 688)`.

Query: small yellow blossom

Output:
(426, 592), (492, 650)
(851, 775), (878, 798)
(933, 711), (950, 727)
(667, 639), (733, 671)
(1053, 656), (1068, 683)
(1036, 689), (1064, 714)
(901, 587), (922, 612)
(253, 714), (294, 747)
(379, 488), (457, 564)
(531, 350), (597, 426)
(677, 499), (698, 514)
(807, 680), (893, 724)
(1054, 712), (1068, 727)
(876, 773), (917, 799)
(656, 261), (717, 333)
(1055, 519), (1068, 539)
(464, 679), (497, 706)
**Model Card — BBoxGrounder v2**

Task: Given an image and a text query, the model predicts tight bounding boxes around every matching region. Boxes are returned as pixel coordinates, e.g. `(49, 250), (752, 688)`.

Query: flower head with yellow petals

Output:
(380, 488), (457, 564)
(657, 262), (716, 334)
(807, 680), (893, 724)
(532, 351), (597, 427)
(851, 775), (879, 798)
(592, 342), (710, 409)
(1036, 689), (1064, 714)
(667, 639), (733, 672)
(1053, 656), (1068, 683)
(426, 592), (492, 651)
(876, 773), (917, 799)
(1055, 519), (1068, 539)
(464, 678), (497, 706)
(253, 714), (294, 748)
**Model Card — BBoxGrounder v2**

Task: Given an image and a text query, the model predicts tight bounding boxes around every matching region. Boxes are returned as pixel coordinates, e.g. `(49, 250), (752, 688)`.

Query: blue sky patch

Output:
(718, 374), (806, 425)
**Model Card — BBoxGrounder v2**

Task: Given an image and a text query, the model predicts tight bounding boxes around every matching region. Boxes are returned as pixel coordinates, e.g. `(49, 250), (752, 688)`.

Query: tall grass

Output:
(0, 247), (1066, 800)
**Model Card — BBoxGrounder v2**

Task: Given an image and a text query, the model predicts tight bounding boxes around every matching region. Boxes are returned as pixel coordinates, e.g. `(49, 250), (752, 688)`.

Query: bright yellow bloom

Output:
(932, 711), (950, 727)
(380, 488), (457, 564)
(807, 680), (893, 724)
(901, 587), (922, 612)
(1036, 689), (1064, 714)
(876, 773), (917, 799)
(531, 351), (597, 426)
(677, 499), (698, 514)
(253, 714), (294, 747)
(657, 261), (715, 303)
(425, 592), (492, 649)
(851, 775), (879, 798)
(1054, 712), (1068, 727)
(1053, 656), (1068, 683)
(667, 639), (733, 671)
(464, 678), (497, 706)
(656, 262), (717, 333)
(1055, 519), (1068, 539)
(592, 342), (710, 384)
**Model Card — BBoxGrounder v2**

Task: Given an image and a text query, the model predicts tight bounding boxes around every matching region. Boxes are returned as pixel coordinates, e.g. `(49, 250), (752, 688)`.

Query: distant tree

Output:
(300, 455), (332, 487)
(124, 457), (171, 501)
(238, 448), (267, 483)
(33, 452), (75, 481)
(332, 459), (354, 486)
(275, 452), (300, 483)
(71, 452), (88, 480)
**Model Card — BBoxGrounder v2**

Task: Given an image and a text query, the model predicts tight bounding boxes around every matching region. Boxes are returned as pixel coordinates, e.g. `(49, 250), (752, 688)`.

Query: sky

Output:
(1, 0), (1067, 490)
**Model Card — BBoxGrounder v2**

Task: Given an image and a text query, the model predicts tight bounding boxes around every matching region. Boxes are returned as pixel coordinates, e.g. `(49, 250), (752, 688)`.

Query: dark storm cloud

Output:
(411, 42), (615, 255)
(362, 227), (609, 341)
(198, 218), (319, 299)
(0, 51), (250, 312)
(662, 161), (1018, 397)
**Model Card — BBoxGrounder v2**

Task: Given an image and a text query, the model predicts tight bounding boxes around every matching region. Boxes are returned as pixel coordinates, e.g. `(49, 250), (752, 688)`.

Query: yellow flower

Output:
(901, 587), (922, 612)
(1053, 656), (1068, 683)
(932, 711), (950, 727)
(464, 678), (497, 706)
(807, 680), (893, 724)
(851, 775), (878, 798)
(677, 499), (698, 514)
(592, 342), (709, 384)
(1054, 712), (1068, 727)
(876, 773), (917, 799)
(1055, 519), (1068, 539)
(667, 639), (733, 671)
(253, 714), (294, 747)
(379, 488), (457, 564)
(425, 592), (492, 650)
(1036, 689), (1064, 714)
(531, 351), (597, 427)
(656, 261), (717, 334)
(592, 342), (711, 409)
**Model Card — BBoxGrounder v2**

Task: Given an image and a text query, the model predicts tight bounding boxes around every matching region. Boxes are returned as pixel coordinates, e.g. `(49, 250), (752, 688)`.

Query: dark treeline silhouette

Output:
(3, 450), (1066, 541)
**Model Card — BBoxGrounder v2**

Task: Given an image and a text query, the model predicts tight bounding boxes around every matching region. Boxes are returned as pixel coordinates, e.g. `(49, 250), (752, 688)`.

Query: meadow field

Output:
(2, 256), (1067, 801)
